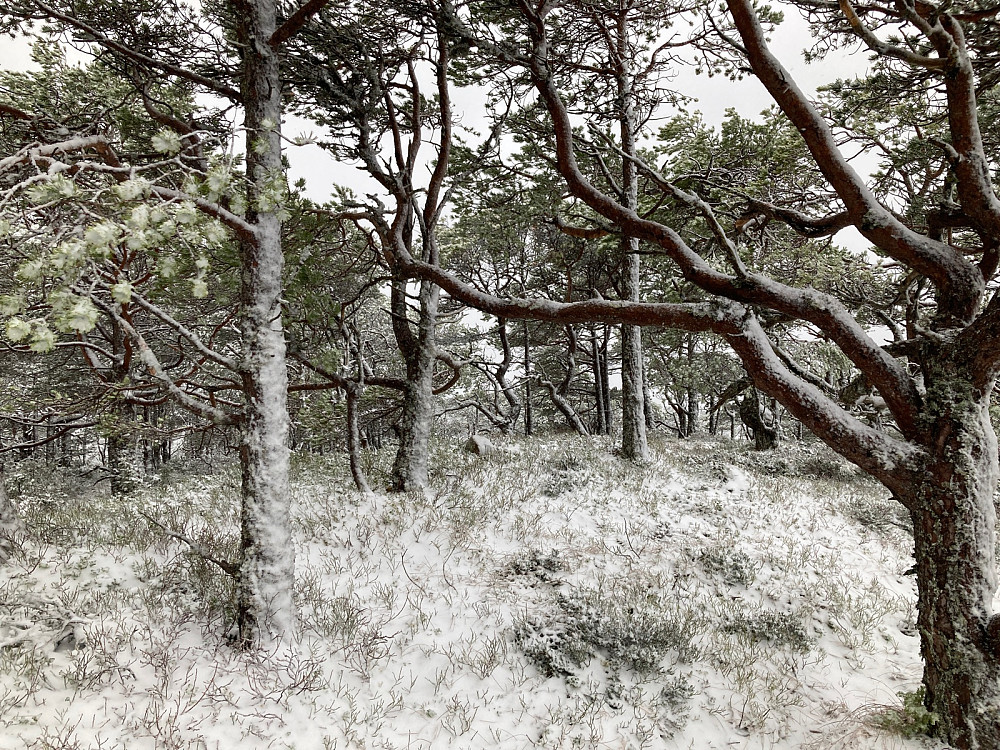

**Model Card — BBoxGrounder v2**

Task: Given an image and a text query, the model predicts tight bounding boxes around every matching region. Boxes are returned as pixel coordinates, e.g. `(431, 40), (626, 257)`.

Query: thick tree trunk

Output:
(234, 0), (294, 646)
(739, 388), (777, 450)
(390, 276), (439, 491)
(906, 370), (1000, 749)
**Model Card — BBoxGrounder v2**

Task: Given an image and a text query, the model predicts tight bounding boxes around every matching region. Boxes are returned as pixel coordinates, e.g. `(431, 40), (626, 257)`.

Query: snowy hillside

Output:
(0, 435), (957, 749)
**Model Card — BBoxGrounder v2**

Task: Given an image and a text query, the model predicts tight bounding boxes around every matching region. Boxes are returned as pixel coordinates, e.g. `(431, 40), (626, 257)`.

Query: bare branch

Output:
(124, 290), (241, 373)
(726, 0), (983, 325)
(837, 0), (945, 68)
(141, 513), (240, 578)
(270, 0), (333, 48)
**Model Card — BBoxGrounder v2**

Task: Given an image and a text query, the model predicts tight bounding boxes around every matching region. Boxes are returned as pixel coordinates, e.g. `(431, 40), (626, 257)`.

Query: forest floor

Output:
(0, 433), (965, 749)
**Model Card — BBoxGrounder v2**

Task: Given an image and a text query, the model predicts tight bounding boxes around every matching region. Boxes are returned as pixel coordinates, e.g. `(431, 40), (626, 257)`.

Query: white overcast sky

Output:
(0, 9), (873, 249)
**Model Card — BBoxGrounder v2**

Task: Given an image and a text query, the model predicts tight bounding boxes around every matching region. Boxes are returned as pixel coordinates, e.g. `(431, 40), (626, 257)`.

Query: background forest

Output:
(2, 0), (1000, 748)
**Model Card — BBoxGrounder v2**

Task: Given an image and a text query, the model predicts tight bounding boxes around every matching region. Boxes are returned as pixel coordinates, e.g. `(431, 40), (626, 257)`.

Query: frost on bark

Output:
(616, 10), (647, 463)
(389, 274), (439, 492)
(908, 356), (1000, 746)
(233, 0), (294, 645)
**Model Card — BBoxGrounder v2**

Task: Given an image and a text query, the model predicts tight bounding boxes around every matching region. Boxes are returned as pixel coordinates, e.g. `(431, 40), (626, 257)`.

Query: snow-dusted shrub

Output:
(870, 687), (939, 739)
(697, 546), (762, 587)
(506, 547), (565, 583)
(513, 612), (592, 680)
(515, 579), (702, 681)
(840, 493), (911, 534)
(720, 606), (813, 653)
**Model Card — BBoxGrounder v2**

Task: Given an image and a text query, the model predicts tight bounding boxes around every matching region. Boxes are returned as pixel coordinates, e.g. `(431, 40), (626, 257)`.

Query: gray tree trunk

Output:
(538, 376), (589, 435)
(496, 318), (522, 432)
(523, 320), (533, 436)
(591, 327), (607, 435)
(345, 384), (371, 494)
(107, 430), (138, 495)
(908, 361), (1000, 748)
(616, 11), (647, 462)
(601, 327), (612, 432)
(234, 0), (294, 645)
(642, 360), (655, 430)
(685, 335), (699, 436)
(0, 466), (23, 562)
(390, 275), (439, 492)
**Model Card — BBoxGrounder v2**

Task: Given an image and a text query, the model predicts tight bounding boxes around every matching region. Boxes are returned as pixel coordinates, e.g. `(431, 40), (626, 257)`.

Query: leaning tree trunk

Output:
(495, 317), (521, 433)
(906, 364), (1000, 748)
(234, 0), (294, 646)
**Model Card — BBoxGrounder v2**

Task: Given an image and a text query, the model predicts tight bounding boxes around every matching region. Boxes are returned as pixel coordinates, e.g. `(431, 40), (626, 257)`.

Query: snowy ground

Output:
(0, 434), (962, 749)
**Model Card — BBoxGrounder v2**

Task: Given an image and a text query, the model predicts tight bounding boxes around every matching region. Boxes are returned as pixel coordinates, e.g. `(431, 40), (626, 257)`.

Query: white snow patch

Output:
(0, 437), (951, 750)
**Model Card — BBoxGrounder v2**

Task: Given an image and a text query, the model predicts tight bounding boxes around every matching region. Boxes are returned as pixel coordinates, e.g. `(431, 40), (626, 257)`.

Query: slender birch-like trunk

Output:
(615, 7), (647, 461)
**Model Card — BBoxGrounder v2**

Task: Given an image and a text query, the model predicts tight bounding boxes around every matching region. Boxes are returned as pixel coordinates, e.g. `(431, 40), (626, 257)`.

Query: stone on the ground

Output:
(464, 434), (495, 455)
